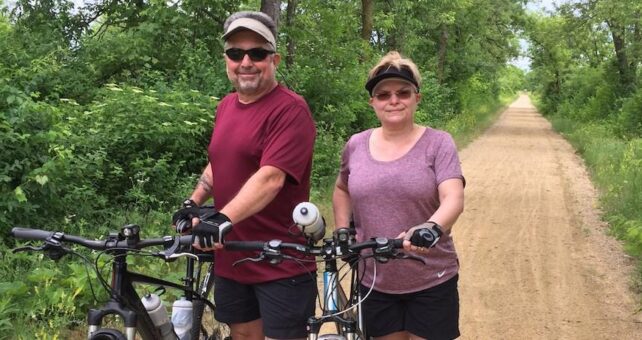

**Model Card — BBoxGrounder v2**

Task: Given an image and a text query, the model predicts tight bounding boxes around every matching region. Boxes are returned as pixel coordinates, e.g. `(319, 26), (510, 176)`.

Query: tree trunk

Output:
(285, 0), (297, 68)
(382, 0), (399, 51)
(261, 0), (281, 29)
(437, 24), (448, 84)
(607, 19), (634, 91)
(631, 11), (640, 80)
(361, 0), (373, 41)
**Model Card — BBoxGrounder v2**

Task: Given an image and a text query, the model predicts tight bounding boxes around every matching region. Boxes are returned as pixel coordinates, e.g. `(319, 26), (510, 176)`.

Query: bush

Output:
(1, 82), (216, 233)
(550, 116), (642, 258)
(617, 86), (642, 137)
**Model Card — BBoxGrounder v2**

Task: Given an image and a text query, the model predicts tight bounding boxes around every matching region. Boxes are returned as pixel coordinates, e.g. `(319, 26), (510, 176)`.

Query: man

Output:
(172, 11), (317, 340)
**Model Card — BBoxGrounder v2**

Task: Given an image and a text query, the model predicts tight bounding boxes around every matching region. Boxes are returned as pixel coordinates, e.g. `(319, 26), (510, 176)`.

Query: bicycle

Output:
(224, 226), (425, 340)
(11, 220), (231, 340)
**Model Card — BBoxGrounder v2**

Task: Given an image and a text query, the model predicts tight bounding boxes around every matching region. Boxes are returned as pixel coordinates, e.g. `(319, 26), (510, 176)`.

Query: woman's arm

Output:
(332, 176), (352, 228)
(428, 178), (465, 233)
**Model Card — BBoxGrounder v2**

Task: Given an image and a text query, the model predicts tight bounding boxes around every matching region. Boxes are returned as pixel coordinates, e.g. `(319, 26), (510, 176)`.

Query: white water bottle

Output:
(293, 202), (326, 242)
(141, 293), (175, 340)
(171, 297), (193, 340)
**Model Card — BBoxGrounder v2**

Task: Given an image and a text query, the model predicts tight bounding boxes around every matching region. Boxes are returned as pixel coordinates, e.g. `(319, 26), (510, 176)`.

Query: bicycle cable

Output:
(61, 247), (103, 305)
(94, 248), (163, 305)
(321, 257), (377, 320)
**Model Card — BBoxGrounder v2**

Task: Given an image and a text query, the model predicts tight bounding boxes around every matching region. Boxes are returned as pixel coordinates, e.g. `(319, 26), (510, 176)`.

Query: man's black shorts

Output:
(214, 273), (317, 339)
(360, 274), (460, 340)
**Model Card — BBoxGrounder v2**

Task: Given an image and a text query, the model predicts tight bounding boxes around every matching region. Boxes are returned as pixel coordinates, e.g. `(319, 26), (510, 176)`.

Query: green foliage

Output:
(1, 83), (215, 231)
(310, 123), (345, 200)
(498, 65), (526, 94)
(0, 250), (96, 337)
(617, 86), (642, 137)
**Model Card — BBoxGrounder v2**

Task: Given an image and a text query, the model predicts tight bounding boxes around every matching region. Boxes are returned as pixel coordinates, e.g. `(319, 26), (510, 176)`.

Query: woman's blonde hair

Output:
(367, 51), (422, 89)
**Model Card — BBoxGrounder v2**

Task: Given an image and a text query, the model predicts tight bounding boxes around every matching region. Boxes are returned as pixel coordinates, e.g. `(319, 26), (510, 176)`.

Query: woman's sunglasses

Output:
(224, 48), (275, 62)
(372, 89), (416, 101)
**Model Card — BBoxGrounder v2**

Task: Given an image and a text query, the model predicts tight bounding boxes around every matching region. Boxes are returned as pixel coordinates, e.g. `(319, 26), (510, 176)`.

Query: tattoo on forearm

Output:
(197, 174), (212, 194)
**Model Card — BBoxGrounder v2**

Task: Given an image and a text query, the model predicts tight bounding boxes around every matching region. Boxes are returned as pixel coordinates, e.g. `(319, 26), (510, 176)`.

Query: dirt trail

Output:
(455, 94), (642, 339)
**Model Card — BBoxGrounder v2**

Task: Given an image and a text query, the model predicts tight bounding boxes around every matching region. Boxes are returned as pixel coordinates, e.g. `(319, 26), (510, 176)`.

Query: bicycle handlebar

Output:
(224, 235), (406, 265)
(225, 239), (312, 253)
(11, 226), (194, 253)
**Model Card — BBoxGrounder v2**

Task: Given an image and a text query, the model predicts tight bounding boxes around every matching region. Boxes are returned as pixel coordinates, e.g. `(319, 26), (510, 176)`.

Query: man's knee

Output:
(230, 318), (264, 340)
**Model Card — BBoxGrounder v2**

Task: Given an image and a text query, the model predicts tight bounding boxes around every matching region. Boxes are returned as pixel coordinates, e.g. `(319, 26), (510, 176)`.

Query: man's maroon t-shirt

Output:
(208, 85), (316, 284)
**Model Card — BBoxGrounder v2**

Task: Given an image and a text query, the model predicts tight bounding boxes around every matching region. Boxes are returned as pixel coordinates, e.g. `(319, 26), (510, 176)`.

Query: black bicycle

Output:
(11, 222), (230, 340)
(224, 227), (425, 340)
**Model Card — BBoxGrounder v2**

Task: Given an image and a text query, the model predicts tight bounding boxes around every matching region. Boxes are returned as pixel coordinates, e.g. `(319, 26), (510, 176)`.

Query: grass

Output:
(548, 111), (642, 296)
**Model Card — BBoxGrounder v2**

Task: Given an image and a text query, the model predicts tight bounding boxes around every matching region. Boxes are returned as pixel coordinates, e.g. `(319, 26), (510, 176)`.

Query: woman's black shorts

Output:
(360, 274), (460, 340)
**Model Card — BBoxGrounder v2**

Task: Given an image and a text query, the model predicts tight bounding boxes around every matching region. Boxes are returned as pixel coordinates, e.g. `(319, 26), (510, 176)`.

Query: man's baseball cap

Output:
(222, 17), (276, 49)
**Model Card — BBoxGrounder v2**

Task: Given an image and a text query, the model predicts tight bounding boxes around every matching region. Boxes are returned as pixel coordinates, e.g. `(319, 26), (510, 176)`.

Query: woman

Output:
(332, 51), (465, 340)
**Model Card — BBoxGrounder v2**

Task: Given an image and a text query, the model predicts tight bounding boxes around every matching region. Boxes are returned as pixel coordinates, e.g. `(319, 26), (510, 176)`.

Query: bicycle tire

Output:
(318, 333), (367, 340)
(89, 328), (127, 340)
(191, 261), (231, 340)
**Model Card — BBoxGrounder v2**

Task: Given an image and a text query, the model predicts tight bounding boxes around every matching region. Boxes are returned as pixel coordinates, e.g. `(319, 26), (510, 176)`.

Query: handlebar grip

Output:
(391, 238), (404, 249)
(410, 228), (439, 247)
(224, 241), (266, 251)
(11, 227), (54, 241)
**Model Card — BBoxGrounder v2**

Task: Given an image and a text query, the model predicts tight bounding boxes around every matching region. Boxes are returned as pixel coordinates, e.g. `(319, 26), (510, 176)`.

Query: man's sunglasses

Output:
(372, 89), (416, 101)
(224, 48), (275, 62)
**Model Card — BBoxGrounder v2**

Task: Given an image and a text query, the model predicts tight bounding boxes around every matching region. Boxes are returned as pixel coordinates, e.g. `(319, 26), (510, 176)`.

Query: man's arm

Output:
(189, 163), (214, 205)
(219, 165), (286, 224)
(172, 164), (214, 232)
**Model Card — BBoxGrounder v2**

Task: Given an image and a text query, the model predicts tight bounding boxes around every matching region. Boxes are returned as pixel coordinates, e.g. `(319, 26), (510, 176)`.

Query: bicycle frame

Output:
(11, 225), (216, 340)
(307, 233), (367, 340)
(87, 237), (216, 339)
(87, 250), (185, 339)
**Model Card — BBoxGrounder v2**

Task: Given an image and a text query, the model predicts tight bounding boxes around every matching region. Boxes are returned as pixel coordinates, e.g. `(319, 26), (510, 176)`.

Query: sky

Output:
(510, 0), (565, 71)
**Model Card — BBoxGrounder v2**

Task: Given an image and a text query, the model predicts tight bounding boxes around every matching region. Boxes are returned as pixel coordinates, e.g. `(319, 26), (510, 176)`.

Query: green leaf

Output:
(0, 281), (28, 296)
(14, 186), (27, 203)
(35, 175), (49, 186)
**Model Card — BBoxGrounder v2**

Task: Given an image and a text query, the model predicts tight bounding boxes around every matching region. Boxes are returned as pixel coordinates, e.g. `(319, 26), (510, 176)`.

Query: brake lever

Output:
(160, 235), (183, 259)
(163, 252), (199, 261)
(12, 245), (46, 253)
(360, 248), (426, 265)
(13, 243), (71, 261)
(394, 251), (426, 265)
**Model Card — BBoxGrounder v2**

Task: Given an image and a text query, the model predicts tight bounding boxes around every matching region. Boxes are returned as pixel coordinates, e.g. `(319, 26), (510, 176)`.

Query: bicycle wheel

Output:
(191, 261), (231, 340)
(89, 328), (127, 340)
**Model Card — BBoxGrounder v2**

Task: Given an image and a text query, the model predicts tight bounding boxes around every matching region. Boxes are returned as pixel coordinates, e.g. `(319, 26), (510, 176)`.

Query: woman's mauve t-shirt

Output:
(339, 127), (464, 293)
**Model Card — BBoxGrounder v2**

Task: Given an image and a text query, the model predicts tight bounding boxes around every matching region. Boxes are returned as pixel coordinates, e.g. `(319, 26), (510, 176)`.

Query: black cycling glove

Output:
(193, 212), (233, 248)
(172, 199), (200, 233)
(407, 221), (444, 248)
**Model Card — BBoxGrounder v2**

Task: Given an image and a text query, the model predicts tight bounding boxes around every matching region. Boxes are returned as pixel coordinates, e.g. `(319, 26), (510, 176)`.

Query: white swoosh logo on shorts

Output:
(437, 270), (446, 278)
